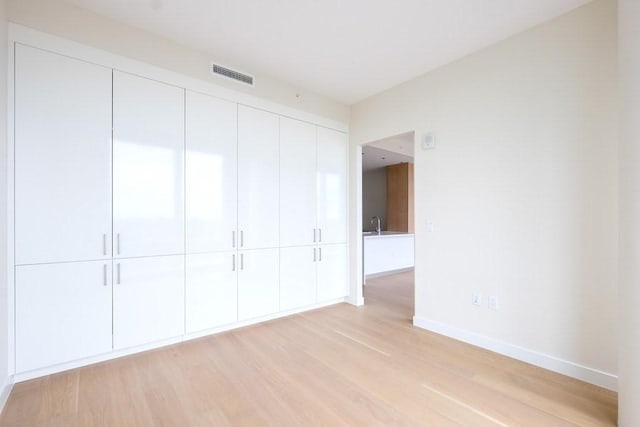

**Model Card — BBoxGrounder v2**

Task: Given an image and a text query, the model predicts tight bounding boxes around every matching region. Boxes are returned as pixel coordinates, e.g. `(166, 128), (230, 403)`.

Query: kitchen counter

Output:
(363, 232), (414, 280)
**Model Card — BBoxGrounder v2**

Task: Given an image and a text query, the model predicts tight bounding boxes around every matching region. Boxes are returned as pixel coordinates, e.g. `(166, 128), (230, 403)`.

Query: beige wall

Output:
(7, 0), (349, 124)
(0, 0), (9, 395)
(351, 0), (618, 380)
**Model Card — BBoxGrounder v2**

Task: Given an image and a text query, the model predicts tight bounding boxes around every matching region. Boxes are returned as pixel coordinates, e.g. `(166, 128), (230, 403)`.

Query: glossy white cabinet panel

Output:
(186, 252), (237, 333)
(113, 255), (185, 349)
(16, 261), (112, 372)
(280, 246), (317, 311)
(186, 92), (238, 254)
(237, 105), (279, 249)
(238, 249), (279, 320)
(113, 71), (185, 258)
(317, 127), (348, 245)
(317, 244), (348, 302)
(364, 234), (415, 276)
(279, 117), (317, 247)
(14, 45), (112, 265)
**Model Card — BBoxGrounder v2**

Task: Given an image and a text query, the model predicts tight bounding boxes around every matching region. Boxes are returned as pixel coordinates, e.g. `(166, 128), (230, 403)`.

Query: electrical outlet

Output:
(489, 295), (499, 311)
(472, 293), (482, 306)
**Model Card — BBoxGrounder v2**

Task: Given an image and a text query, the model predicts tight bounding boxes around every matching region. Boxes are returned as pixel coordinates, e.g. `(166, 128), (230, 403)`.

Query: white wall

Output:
(362, 168), (387, 231)
(0, 0), (10, 407)
(351, 0), (618, 387)
(6, 0), (349, 124)
(618, 0), (640, 423)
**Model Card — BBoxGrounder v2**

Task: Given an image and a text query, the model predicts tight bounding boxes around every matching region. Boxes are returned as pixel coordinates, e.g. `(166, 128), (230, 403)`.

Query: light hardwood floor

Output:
(1, 271), (617, 426)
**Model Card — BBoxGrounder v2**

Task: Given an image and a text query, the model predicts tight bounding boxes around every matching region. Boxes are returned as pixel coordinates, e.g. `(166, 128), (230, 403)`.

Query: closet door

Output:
(237, 105), (279, 250)
(237, 249), (279, 320)
(317, 244), (348, 302)
(317, 127), (348, 245)
(113, 255), (185, 349)
(279, 117), (317, 247)
(113, 71), (185, 258)
(15, 261), (113, 372)
(14, 44), (112, 265)
(280, 246), (317, 311)
(186, 91), (238, 254)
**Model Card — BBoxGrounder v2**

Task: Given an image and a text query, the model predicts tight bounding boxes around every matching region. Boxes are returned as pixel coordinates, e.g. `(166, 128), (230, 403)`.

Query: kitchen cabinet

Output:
(113, 71), (185, 258)
(113, 255), (185, 349)
(280, 246), (317, 311)
(14, 44), (112, 265)
(186, 91), (238, 254)
(15, 261), (113, 372)
(237, 105), (279, 250)
(386, 162), (414, 233)
(317, 127), (348, 244)
(317, 244), (348, 302)
(279, 117), (317, 247)
(186, 252), (238, 333)
(238, 248), (279, 320)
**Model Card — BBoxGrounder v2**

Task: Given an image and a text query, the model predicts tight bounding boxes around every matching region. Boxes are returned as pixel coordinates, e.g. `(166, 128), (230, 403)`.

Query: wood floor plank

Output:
(0, 271), (617, 426)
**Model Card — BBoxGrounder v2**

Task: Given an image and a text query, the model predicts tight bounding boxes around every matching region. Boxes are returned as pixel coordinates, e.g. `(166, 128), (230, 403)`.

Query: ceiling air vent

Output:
(211, 63), (254, 87)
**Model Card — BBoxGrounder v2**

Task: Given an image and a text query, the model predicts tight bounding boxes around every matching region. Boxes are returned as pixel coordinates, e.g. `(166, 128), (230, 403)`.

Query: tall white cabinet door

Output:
(317, 127), (348, 245)
(238, 249), (279, 320)
(113, 255), (185, 349)
(280, 247), (317, 311)
(113, 71), (185, 258)
(186, 252), (237, 333)
(14, 45), (112, 265)
(186, 92), (238, 254)
(317, 244), (348, 302)
(237, 106), (279, 249)
(279, 117), (317, 247)
(16, 261), (112, 372)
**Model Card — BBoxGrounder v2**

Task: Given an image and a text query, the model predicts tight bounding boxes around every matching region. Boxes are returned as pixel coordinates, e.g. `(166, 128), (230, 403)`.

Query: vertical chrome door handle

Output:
(319, 229), (322, 243)
(319, 247), (322, 262)
(232, 254), (236, 271)
(240, 253), (244, 270)
(116, 233), (121, 255)
(232, 231), (236, 248)
(103, 264), (108, 286)
(240, 231), (244, 247)
(102, 234), (107, 256)
(117, 263), (121, 284)
(313, 247), (317, 262)
(313, 228), (317, 243)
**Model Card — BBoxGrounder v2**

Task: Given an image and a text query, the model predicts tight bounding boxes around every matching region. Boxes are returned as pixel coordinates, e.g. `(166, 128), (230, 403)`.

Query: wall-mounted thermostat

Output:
(422, 133), (436, 150)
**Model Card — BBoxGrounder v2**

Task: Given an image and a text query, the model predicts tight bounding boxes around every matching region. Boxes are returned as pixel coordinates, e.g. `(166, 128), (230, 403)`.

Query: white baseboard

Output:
(0, 375), (14, 414)
(413, 315), (617, 391)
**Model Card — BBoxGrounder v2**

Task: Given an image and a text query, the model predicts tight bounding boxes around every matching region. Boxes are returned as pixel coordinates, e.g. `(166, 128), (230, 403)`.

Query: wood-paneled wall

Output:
(386, 162), (414, 232)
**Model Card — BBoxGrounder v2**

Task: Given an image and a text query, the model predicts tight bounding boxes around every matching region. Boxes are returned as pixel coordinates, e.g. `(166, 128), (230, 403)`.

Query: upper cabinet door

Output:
(113, 71), (185, 258)
(279, 117), (317, 247)
(237, 105), (279, 249)
(15, 45), (112, 265)
(186, 91), (238, 254)
(317, 127), (348, 244)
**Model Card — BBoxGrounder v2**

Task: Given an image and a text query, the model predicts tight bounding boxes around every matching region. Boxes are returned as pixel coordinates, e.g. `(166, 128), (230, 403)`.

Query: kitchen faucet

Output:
(371, 216), (381, 235)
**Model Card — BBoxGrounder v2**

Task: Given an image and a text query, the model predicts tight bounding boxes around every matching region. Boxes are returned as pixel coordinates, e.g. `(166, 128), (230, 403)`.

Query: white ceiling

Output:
(363, 132), (414, 172)
(67, 0), (591, 104)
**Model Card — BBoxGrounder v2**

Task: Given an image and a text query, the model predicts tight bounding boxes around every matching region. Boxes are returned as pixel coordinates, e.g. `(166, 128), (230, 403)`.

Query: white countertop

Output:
(363, 231), (414, 239)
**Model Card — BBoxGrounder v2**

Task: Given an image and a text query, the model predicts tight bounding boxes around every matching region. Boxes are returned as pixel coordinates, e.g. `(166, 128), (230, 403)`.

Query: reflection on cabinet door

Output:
(113, 255), (184, 350)
(280, 246), (316, 311)
(237, 105), (279, 249)
(279, 117), (317, 247)
(317, 244), (348, 302)
(113, 71), (185, 258)
(14, 44), (112, 265)
(16, 261), (113, 373)
(186, 91), (238, 253)
(186, 252), (238, 333)
(317, 127), (348, 245)
(238, 249), (279, 320)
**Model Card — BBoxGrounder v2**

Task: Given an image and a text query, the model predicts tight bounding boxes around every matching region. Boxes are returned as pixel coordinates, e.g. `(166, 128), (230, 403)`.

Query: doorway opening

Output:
(358, 131), (415, 320)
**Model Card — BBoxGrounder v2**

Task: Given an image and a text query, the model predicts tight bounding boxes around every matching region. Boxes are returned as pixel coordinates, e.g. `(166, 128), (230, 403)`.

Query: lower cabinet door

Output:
(113, 255), (184, 349)
(280, 246), (317, 311)
(238, 248), (279, 320)
(317, 244), (348, 302)
(16, 261), (113, 372)
(186, 252), (237, 333)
